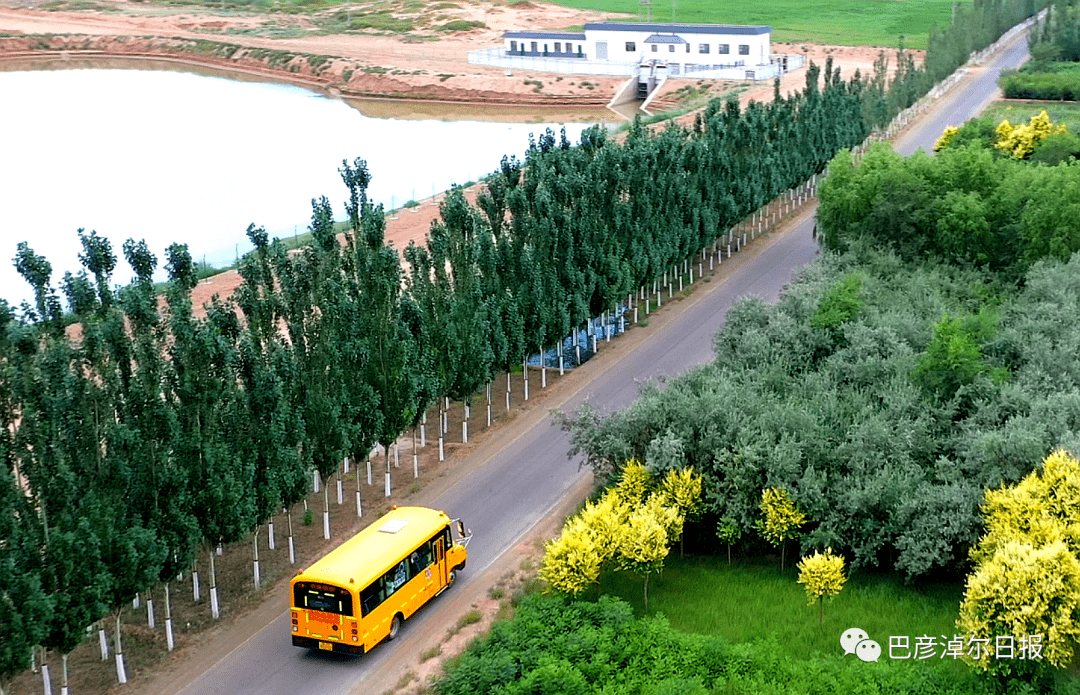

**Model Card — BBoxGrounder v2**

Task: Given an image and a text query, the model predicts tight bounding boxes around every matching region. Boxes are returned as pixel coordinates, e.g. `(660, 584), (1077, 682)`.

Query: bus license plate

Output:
(319, 642), (333, 651)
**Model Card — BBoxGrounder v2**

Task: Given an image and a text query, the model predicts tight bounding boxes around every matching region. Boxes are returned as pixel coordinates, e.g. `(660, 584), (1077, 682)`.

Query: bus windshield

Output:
(293, 582), (353, 616)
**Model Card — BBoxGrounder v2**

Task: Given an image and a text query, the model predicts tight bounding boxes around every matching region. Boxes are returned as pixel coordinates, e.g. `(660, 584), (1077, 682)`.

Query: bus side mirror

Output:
(457, 521), (466, 538)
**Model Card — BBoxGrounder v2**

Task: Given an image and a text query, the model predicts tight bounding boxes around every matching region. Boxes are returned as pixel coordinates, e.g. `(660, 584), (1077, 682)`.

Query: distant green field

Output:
(599, 554), (965, 667)
(547, 0), (957, 49)
(983, 100), (1080, 132)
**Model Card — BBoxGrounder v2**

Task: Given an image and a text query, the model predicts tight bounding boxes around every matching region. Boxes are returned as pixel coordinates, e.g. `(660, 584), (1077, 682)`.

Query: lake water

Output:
(0, 62), (613, 309)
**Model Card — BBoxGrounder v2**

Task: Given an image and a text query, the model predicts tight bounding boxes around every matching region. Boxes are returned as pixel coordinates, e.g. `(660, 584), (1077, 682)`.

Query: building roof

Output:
(584, 22), (771, 35)
(644, 33), (687, 44)
(296, 506), (451, 591)
(504, 31), (587, 40)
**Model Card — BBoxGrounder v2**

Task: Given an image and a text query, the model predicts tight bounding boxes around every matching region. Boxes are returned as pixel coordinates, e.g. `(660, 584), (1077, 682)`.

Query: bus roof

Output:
(296, 506), (451, 591)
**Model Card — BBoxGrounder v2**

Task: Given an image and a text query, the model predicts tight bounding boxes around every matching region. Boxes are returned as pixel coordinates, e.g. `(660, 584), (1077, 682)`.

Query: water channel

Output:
(0, 57), (617, 308)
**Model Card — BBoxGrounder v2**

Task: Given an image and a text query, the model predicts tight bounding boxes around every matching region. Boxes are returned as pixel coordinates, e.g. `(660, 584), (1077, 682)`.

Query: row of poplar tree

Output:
(0, 0), (1047, 689)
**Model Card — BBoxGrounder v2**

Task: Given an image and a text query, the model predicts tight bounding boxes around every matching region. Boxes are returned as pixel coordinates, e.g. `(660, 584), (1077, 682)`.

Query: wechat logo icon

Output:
(841, 627), (881, 663)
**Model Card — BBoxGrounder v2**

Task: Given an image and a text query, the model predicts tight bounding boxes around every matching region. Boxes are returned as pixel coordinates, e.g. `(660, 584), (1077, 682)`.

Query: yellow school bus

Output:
(290, 505), (471, 655)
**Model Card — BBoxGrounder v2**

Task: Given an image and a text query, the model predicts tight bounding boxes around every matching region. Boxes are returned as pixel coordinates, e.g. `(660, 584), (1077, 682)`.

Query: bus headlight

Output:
(292, 626), (298, 632)
(352, 637), (358, 643)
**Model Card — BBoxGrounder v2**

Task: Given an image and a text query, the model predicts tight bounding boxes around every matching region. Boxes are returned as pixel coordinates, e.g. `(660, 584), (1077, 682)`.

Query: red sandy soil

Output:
(0, 0), (912, 107)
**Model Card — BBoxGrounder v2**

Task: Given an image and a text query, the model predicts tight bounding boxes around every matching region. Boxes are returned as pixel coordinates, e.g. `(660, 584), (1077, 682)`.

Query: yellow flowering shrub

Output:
(613, 458), (651, 505)
(994, 111), (1068, 159)
(958, 449), (1080, 674)
(934, 125), (960, 153)
(797, 548), (847, 624)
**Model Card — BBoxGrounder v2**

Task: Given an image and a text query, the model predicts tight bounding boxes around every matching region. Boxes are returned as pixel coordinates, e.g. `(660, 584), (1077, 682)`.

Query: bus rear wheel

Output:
(389, 614), (403, 641)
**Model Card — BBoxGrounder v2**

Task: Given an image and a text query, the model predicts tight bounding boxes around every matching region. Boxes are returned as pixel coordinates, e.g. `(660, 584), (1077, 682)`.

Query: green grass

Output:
(547, 0), (955, 49)
(982, 100), (1080, 134)
(598, 554), (964, 664)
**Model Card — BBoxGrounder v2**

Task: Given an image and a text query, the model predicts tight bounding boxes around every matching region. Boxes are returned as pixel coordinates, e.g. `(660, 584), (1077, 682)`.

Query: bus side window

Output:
(360, 576), (386, 616)
(411, 544), (431, 575)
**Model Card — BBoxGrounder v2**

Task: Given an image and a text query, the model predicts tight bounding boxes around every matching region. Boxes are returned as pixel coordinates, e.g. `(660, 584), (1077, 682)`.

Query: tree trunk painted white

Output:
(40, 650), (50, 695)
(288, 507), (296, 564)
(322, 486), (330, 541)
(343, 456), (349, 474)
(679, 275), (683, 292)
(505, 371), (511, 411)
(541, 350), (547, 388)
(336, 478), (343, 505)
(366, 456), (372, 486)
(268, 521), (275, 551)
(253, 528), (261, 590)
(656, 288), (661, 307)
(192, 564), (200, 603)
(209, 547), (220, 619)
(420, 411), (426, 447)
(727, 242), (732, 258)
(646, 299), (650, 315)
(165, 583), (174, 651)
(147, 596), (155, 629)
(559, 349), (564, 376)
(384, 448), (391, 497)
(591, 333), (597, 354)
(133, 594), (139, 609)
(413, 428), (419, 479)
(438, 434), (445, 461)
(463, 402), (469, 444)
(60, 653), (68, 695)
(394, 444), (399, 469)
(523, 358), (529, 401)
(575, 341), (581, 365)
(312, 468), (320, 493)
(216, 544), (222, 556)
(115, 612), (127, 684)
(98, 621), (108, 660)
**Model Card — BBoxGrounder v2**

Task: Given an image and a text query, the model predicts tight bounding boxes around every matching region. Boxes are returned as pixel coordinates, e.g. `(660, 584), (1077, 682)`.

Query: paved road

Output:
(178, 25), (1030, 695)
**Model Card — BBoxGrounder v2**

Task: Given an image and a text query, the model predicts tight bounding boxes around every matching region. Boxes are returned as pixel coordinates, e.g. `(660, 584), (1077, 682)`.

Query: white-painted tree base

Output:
(268, 522), (275, 551)
(313, 470), (320, 493)
(394, 445), (399, 468)
(413, 454), (418, 479)
(438, 437), (444, 461)
(216, 545), (222, 556)
(133, 595), (140, 609)
(193, 571), (200, 603)
(99, 628), (109, 660)
(115, 653), (127, 684)
(462, 421), (468, 444)
(420, 423), (426, 448)
(254, 561), (261, 589)
(42, 663), (51, 695)
(210, 587), (220, 619)
(166, 619), (174, 651)
(355, 491), (362, 518)
(323, 511), (330, 540)
(147, 599), (155, 629)
(384, 472), (390, 497)
(366, 461), (372, 486)
(288, 536), (295, 565)
(336, 479), (343, 505)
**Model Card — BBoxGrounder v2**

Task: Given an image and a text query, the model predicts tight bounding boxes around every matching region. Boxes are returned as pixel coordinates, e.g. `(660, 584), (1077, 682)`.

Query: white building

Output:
(502, 22), (772, 74)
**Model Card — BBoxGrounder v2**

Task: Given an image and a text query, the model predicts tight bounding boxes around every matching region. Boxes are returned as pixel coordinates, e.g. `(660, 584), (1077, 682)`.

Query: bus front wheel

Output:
(447, 570), (457, 588)
(389, 614), (404, 641)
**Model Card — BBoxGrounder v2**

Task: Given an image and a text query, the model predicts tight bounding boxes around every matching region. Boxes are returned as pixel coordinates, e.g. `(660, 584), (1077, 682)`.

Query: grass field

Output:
(599, 554), (965, 667)
(983, 100), (1080, 133)
(545, 0), (955, 49)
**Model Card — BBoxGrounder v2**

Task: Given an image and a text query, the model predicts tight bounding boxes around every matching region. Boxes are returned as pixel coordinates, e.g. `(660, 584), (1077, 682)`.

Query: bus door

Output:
(434, 536), (447, 588)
